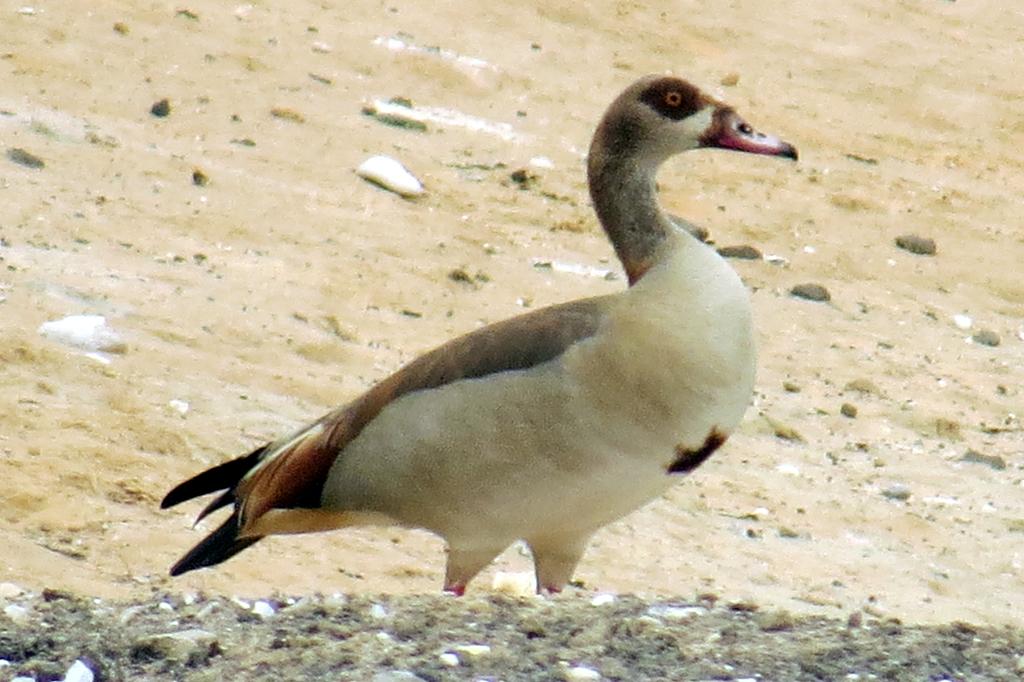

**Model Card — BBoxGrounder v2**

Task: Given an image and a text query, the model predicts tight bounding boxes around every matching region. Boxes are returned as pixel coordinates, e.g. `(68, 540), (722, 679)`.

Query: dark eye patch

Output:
(638, 78), (705, 121)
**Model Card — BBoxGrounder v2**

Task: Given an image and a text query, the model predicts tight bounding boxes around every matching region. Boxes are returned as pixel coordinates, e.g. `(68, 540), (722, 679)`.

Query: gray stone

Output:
(131, 629), (219, 665)
(790, 283), (831, 302)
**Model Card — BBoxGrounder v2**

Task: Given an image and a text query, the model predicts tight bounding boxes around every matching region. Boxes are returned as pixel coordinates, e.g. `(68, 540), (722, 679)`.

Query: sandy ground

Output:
(2, 0), (1023, 648)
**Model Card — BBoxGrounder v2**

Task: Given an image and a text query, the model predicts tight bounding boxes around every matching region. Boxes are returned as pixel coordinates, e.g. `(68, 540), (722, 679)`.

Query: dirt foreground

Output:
(2, 0), (1023, 678)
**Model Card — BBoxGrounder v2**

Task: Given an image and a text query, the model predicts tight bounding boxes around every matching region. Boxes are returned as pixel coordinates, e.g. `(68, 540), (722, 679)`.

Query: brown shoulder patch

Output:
(668, 428), (727, 474)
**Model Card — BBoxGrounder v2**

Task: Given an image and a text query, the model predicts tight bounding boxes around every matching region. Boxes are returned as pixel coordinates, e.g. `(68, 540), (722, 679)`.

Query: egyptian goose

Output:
(162, 74), (797, 594)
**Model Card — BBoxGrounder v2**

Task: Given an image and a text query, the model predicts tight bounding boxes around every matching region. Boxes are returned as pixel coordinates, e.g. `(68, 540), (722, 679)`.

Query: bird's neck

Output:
(588, 149), (681, 286)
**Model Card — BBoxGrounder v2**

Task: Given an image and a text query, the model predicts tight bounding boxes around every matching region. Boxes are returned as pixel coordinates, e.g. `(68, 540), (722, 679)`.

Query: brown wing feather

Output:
(165, 295), (610, 570)
(236, 295), (609, 528)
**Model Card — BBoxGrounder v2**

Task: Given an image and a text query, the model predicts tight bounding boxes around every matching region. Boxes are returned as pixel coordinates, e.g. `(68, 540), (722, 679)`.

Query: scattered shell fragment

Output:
(362, 100), (428, 131)
(531, 259), (617, 280)
(356, 155), (425, 198)
(38, 315), (126, 354)
(363, 98), (521, 141)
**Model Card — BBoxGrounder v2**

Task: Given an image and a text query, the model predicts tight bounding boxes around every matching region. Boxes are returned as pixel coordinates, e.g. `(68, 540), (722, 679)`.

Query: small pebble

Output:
(564, 666), (601, 681)
(790, 283), (831, 302)
(438, 652), (460, 667)
(7, 147), (45, 169)
(783, 381), (801, 393)
(882, 484), (911, 502)
(192, 169), (209, 186)
(959, 449), (1006, 471)
(3, 604), (29, 624)
(720, 72), (740, 86)
(63, 659), (95, 682)
(131, 629), (218, 664)
(952, 314), (972, 330)
(646, 604), (705, 621)
(0, 582), (24, 599)
(372, 673), (428, 682)
(452, 644), (491, 657)
(895, 234), (937, 255)
(150, 98), (171, 117)
(356, 155), (425, 198)
(491, 571), (535, 597)
(270, 107), (305, 123)
(844, 378), (881, 396)
(717, 244), (762, 260)
(509, 168), (538, 189)
(840, 403), (858, 418)
(972, 329), (1000, 347)
(252, 600), (275, 618)
(590, 593), (616, 607)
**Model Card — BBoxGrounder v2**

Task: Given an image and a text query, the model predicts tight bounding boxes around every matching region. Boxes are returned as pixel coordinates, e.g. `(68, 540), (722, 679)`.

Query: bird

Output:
(161, 74), (797, 595)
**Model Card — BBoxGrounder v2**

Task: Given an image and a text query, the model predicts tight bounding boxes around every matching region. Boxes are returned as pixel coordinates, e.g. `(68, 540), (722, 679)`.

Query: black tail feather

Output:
(169, 511), (263, 576)
(161, 445), (267, 510)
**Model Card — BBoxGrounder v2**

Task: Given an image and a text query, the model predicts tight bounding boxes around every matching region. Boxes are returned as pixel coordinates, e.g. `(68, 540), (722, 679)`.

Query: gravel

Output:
(2, 591), (1023, 681)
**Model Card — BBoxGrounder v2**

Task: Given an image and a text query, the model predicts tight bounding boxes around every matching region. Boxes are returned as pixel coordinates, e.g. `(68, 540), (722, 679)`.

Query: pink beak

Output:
(703, 108), (798, 160)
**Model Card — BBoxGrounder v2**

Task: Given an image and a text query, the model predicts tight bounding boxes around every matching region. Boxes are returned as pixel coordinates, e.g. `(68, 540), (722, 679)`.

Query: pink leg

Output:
(528, 535), (590, 595)
(443, 546), (503, 596)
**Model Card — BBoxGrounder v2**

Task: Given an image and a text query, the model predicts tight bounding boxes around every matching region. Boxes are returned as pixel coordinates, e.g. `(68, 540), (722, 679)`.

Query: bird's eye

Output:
(664, 91), (683, 107)
(738, 122), (754, 135)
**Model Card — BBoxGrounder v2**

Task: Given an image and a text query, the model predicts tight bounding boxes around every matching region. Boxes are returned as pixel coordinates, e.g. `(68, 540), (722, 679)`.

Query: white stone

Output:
(529, 156), (554, 169)
(38, 314), (126, 353)
(369, 603), (388, 619)
(63, 659), (95, 682)
(0, 582), (24, 599)
(564, 665), (601, 681)
(438, 652), (460, 667)
(356, 155), (425, 198)
(3, 604), (29, 624)
(452, 644), (490, 657)
(590, 593), (616, 607)
(491, 571), (535, 597)
(371, 672), (427, 682)
(252, 600), (275, 618)
(168, 399), (190, 416)
(646, 604), (706, 621)
(952, 314), (972, 330)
